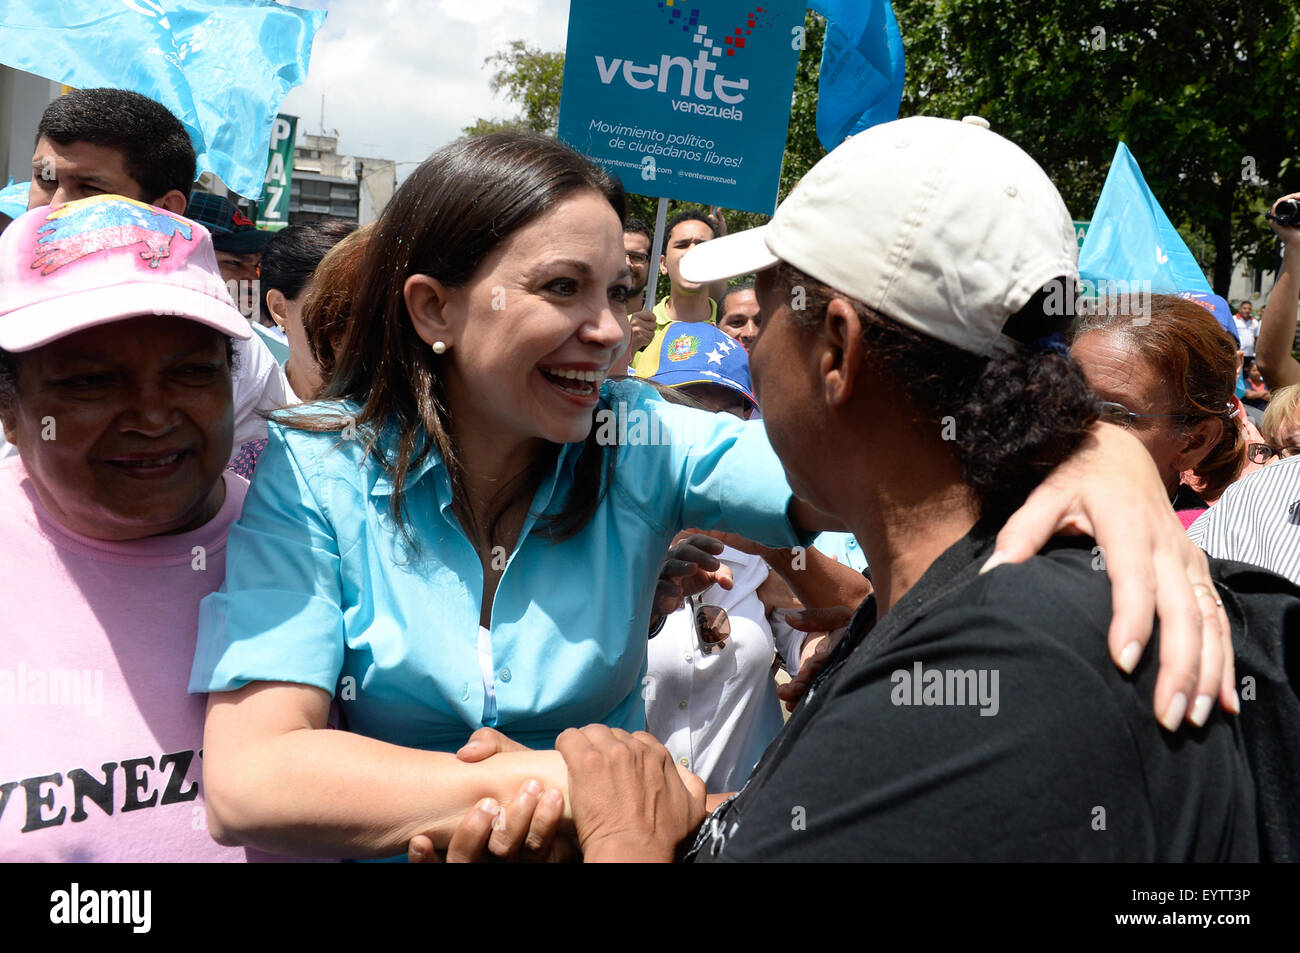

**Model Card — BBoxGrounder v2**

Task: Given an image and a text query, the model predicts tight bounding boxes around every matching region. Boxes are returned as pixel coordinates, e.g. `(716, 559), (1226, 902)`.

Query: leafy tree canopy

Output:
(464, 3), (1300, 295)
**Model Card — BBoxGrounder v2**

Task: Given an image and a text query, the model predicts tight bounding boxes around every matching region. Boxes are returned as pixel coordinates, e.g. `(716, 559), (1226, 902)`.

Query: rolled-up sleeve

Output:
(189, 423), (347, 695)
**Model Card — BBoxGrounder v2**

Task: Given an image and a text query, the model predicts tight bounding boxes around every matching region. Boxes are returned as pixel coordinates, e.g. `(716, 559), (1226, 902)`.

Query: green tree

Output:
(461, 40), (565, 137)
(891, 0), (1300, 295)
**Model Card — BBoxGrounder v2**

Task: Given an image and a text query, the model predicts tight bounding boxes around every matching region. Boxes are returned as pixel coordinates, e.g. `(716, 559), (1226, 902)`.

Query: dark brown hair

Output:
(1075, 294), (1243, 498)
(277, 133), (626, 551)
(258, 218), (358, 323)
(771, 263), (1099, 522)
(299, 223), (372, 389)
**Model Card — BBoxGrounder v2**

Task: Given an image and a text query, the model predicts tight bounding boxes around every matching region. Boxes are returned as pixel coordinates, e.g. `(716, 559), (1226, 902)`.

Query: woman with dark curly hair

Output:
(550, 117), (1265, 862)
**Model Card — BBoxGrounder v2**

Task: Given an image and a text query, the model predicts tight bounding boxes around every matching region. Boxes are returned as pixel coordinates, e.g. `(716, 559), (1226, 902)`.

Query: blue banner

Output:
(809, 0), (905, 150)
(0, 0), (324, 199)
(557, 0), (804, 214)
(1078, 142), (1212, 295)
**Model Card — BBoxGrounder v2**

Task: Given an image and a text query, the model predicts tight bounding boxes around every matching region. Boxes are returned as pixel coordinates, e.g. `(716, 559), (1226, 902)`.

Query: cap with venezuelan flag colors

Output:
(638, 321), (757, 411)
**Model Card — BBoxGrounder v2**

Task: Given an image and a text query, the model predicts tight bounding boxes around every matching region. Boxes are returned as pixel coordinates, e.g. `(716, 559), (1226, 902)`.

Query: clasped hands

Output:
(406, 726), (705, 864)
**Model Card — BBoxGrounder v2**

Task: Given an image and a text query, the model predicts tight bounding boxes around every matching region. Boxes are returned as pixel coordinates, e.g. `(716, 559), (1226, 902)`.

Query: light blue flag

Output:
(0, 0), (324, 199)
(808, 0), (905, 150)
(0, 180), (30, 218)
(1078, 142), (1211, 295)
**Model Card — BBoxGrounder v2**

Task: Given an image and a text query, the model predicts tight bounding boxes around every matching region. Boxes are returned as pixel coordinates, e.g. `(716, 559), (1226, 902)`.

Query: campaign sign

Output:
(557, 0), (804, 214)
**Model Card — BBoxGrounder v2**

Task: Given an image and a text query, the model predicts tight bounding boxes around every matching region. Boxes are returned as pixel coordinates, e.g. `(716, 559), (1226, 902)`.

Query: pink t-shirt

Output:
(0, 458), (285, 861)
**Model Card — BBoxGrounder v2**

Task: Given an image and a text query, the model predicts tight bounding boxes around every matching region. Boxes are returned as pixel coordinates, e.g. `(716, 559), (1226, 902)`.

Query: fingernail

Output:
(1230, 689), (1241, 714)
(1118, 641), (1142, 674)
(979, 551), (1007, 575)
(1160, 692), (1188, 732)
(477, 798), (499, 814)
(1189, 694), (1214, 727)
(524, 779), (542, 796)
(544, 788), (563, 806)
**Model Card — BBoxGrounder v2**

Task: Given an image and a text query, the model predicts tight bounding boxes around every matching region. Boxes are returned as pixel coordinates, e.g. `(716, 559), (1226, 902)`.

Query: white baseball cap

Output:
(680, 116), (1078, 355)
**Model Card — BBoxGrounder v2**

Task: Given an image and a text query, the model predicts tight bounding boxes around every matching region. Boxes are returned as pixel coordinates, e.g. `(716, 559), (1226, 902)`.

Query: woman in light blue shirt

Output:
(192, 134), (818, 858)
(192, 133), (1235, 861)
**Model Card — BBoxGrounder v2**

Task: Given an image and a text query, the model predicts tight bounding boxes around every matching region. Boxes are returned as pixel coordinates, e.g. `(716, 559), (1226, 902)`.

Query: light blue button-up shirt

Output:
(190, 379), (808, 753)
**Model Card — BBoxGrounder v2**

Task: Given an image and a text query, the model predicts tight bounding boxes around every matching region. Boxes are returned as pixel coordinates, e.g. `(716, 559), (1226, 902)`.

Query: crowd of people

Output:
(1, 88), (1298, 864)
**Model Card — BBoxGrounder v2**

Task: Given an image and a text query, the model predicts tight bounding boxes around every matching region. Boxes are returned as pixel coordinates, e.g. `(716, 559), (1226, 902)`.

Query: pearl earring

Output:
(431, 341), (448, 355)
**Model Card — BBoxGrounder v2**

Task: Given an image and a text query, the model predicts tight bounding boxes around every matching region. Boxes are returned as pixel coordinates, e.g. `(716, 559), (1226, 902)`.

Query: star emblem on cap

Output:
(706, 347), (725, 365)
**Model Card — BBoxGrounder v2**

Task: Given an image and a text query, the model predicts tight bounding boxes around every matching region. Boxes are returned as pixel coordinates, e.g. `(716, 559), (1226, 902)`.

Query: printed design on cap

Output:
(230, 207), (255, 229)
(667, 333), (701, 362)
(32, 195), (193, 276)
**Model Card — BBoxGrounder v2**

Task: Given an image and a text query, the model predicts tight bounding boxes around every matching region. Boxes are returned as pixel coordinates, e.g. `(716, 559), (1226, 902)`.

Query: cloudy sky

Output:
(281, 0), (572, 172)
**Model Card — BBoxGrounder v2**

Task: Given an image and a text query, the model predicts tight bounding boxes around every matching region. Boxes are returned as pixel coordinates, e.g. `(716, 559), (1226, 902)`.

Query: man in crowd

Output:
(1235, 299), (1259, 360)
(28, 87), (191, 215)
(624, 218), (653, 301)
(630, 211), (724, 371)
(186, 191), (276, 327)
(654, 210), (720, 327)
(16, 87), (295, 461)
(717, 281), (761, 351)
(621, 218), (658, 368)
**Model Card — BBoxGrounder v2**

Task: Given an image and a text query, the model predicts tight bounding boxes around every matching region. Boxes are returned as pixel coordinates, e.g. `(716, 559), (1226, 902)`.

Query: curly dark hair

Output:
(771, 263), (1100, 522)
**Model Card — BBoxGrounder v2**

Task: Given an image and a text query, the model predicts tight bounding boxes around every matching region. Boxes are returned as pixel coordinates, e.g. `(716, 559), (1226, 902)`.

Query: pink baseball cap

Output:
(0, 194), (251, 352)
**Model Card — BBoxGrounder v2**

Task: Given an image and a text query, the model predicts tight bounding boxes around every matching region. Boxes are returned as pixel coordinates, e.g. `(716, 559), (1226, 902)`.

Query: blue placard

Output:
(557, 0), (804, 214)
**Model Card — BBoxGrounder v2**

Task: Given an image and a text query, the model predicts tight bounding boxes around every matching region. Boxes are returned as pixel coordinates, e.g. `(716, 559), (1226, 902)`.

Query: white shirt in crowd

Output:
(1234, 314), (1258, 358)
(646, 545), (806, 793)
(1189, 454), (1300, 586)
(230, 331), (297, 447)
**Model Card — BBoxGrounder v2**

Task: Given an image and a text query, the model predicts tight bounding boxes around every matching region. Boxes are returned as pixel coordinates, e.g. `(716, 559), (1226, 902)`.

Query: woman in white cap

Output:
(550, 117), (1275, 862)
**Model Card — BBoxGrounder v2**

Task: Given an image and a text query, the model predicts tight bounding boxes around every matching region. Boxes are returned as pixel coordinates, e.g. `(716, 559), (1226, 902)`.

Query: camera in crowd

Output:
(1268, 198), (1300, 228)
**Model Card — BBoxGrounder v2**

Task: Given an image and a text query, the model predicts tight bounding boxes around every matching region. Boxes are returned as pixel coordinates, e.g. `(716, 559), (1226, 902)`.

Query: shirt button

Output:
(678, 700), (688, 710)
(499, 667), (511, 682)
(684, 653), (693, 662)
(679, 757), (689, 766)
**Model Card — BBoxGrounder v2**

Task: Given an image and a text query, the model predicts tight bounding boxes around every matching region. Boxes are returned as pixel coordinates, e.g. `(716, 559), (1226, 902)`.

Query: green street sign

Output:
(1072, 219), (1090, 250)
(258, 114), (297, 231)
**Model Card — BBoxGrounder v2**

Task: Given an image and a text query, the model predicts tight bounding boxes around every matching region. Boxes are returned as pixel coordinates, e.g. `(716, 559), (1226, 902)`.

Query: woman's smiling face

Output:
(432, 189), (633, 447)
(2, 314), (233, 540)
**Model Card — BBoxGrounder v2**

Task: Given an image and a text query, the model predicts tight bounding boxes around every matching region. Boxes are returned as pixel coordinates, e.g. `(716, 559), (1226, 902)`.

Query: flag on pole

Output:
(0, 0), (325, 199)
(1078, 142), (1212, 295)
(808, 0), (906, 151)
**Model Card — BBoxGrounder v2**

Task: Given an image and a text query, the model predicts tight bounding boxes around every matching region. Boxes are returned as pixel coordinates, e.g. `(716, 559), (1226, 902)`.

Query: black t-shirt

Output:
(688, 525), (1259, 862)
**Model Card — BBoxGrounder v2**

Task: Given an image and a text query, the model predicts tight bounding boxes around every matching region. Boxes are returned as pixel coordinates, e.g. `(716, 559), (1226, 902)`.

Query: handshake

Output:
(406, 725), (706, 864)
